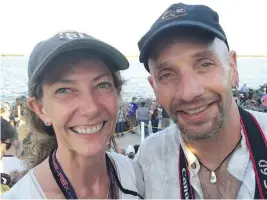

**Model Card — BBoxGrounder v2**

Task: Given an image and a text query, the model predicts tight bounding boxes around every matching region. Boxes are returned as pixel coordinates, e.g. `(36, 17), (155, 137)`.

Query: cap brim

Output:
(139, 20), (227, 69)
(30, 38), (129, 87)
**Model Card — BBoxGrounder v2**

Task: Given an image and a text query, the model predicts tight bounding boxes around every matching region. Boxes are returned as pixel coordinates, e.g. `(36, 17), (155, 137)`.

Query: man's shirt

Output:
(135, 110), (267, 199)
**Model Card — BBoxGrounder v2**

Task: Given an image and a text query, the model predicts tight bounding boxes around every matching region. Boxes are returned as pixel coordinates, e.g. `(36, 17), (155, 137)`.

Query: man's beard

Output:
(171, 101), (225, 141)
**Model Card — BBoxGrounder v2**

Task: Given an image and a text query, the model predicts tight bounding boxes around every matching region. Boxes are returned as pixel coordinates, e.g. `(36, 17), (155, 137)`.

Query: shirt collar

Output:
(179, 126), (250, 179)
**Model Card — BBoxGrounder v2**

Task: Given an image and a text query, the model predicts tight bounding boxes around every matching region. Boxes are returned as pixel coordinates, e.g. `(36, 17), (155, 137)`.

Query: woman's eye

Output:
(55, 88), (72, 94)
(97, 82), (113, 90)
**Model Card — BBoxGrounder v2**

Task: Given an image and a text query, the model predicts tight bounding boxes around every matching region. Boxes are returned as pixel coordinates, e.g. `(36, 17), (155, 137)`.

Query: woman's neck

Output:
(56, 147), (110, 198)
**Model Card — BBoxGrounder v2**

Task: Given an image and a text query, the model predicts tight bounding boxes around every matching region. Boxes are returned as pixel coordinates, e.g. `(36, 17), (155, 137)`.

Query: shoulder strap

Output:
(238, 107), (267, 199)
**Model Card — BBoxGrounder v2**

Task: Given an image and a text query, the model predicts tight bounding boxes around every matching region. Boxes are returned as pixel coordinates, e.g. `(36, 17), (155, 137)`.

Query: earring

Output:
(44, 121), (49, 126)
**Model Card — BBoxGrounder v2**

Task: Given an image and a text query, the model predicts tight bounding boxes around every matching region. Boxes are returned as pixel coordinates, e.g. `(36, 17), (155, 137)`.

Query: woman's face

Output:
(29, 58), (120, 157)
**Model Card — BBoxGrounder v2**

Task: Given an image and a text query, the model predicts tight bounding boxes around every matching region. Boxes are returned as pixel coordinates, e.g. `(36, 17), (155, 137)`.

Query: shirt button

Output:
(191, 162), (196, 169)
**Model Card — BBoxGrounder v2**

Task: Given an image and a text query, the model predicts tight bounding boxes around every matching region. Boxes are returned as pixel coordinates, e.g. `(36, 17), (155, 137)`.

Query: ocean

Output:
(0, 56), (267, 105)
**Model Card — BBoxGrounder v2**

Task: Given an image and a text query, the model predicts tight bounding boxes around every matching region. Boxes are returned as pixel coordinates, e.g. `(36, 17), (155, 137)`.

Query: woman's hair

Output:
(24, 49), (125, 169)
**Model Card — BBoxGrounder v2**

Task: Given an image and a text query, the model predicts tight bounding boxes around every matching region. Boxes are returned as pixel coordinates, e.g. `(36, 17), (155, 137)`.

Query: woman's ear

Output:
(27, 97), (52, 126)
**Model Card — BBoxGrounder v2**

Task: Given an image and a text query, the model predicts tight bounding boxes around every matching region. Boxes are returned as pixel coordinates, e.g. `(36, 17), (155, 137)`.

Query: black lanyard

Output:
(179, 107), (267, 199)
(49, 150), (144, 199)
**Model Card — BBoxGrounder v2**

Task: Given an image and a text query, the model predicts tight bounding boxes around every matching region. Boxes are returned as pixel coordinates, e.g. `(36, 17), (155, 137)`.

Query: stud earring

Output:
(44, 121), (49, 126)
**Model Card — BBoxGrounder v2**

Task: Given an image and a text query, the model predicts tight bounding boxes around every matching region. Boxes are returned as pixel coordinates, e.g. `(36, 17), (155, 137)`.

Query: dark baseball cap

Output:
(138, 3), (229, 71)
(28, 31), (129, 96)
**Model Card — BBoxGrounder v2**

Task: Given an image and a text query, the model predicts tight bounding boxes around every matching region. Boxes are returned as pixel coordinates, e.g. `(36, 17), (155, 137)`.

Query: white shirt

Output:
(1, 152), (144, 199)
(135, 110), (267, 199)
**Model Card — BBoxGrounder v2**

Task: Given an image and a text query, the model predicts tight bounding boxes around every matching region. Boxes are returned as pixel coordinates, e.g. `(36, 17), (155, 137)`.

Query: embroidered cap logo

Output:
(160, 5), (188, 22)
(58, 31), (86, 40)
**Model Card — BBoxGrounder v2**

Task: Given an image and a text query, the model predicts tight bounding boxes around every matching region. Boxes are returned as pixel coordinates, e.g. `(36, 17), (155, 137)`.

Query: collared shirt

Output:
(135, 110), (267, 199)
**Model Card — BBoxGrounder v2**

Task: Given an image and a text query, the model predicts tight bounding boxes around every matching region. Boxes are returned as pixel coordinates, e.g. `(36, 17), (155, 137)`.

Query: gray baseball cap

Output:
(28, 31), (129, 96)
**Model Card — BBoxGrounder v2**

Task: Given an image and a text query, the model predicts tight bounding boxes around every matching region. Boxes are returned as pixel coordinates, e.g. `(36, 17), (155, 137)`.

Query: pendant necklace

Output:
(197, 136), (242, 184)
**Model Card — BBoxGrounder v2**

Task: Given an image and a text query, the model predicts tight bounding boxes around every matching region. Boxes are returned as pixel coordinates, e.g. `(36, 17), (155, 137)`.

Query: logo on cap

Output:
(58, 31), (86, 40)
(160, 4), (188, 22)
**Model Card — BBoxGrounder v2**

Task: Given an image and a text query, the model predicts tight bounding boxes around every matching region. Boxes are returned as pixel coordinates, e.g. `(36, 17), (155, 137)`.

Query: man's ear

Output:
(229, 50), (239, 88)
(27, 97), (52, 126)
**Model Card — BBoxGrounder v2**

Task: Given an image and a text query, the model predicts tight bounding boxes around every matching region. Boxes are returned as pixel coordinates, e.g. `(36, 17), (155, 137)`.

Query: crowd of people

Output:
(0, 2), (267, 199)
(233, 83), (267, 112)
(115, 97), (171, 137)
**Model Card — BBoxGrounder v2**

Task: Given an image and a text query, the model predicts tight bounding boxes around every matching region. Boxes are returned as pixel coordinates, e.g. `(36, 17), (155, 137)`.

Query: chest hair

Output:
(198, 160), (241, 199)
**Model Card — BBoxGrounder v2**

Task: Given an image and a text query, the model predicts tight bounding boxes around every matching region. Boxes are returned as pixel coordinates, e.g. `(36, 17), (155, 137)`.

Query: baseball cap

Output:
(28, 30), (129, 96)
(138, 3), (229, 71)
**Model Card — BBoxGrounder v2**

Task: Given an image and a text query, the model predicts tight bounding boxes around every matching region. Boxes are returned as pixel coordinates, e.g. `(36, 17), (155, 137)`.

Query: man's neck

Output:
(56, 146), (109, 198)
(184, 101), (241, 170)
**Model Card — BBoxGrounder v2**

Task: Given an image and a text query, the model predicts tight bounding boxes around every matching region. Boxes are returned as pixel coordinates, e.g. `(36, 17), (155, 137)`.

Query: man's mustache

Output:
(170, 94), (221, 112)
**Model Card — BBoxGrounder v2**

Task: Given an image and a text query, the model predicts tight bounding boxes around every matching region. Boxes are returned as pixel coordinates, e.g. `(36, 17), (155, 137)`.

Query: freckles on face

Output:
(41, 59), (119, 155)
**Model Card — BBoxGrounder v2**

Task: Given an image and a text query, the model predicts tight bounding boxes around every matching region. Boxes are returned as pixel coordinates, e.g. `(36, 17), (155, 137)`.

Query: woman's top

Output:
(0, 152), (144, 199)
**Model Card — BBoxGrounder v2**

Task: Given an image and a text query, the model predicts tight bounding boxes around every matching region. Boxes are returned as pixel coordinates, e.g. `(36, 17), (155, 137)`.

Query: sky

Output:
(1, 0), (267, 56)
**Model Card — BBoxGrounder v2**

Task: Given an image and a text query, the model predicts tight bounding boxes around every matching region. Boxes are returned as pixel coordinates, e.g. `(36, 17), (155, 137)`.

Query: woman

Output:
(1, 31), (144, 199)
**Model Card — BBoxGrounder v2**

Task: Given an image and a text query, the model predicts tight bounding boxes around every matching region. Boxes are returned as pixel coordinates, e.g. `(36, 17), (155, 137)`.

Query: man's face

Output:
(148, 37), (239, 141)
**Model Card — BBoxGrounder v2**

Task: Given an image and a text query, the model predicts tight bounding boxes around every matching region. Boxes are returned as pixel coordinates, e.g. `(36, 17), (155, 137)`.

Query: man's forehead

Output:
(151, 37), (227, 61)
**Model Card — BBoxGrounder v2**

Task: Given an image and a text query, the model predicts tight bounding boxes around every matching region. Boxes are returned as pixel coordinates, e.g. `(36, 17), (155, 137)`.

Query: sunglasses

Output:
(2, 142), (12, 150)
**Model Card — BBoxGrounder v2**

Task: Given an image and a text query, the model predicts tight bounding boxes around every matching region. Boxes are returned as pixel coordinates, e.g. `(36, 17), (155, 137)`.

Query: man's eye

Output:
(200, 62), (213, 68)
(159, 73), (172, 80)
(55, 88), (72, 94)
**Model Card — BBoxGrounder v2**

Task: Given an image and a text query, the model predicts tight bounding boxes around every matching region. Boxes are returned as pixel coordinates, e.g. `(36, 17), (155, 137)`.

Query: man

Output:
(149, 100), (160, 133)
(1, 117), (25, 175)
(127, 97), (138, 133)
(261, 91), (267, 112)
(240, 84), (249, 100)
(136, 102), (150, 137)
(135, 3), (267, 199)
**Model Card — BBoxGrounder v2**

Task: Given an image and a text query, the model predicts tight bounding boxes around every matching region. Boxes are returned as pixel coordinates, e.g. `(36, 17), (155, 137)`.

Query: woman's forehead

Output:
(43, 58), (112, 84)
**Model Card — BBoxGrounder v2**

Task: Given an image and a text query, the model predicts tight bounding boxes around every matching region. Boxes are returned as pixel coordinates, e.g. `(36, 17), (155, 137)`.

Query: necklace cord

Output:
(198, 136), (242, 172)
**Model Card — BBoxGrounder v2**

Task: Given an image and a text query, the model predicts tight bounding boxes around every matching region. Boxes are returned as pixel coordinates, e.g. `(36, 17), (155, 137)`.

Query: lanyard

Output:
(49, 150), (144, 199)
(49, 150), (118, 199)
(179, 107), (267, 199)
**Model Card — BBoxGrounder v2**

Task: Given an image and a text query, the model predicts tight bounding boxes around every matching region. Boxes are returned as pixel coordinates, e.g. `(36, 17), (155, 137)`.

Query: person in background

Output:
(136, 102), (150, 137)
(150, 102), (159, 133)
(161, 107), (170, 129)
(248, 88), (254, 100)
(1, 173), (11, 194)
(261, 90), (267, 112)
(240, 84), (249, 100)
(0, 102), (11, 122)
(125, 145), (136, 159)
(0, 117), (24, 176)
(115, 105), (126, 135)
(127, 97), (138, 133)
(133, 145), (140, 155)
(1, 31), (144, 199)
